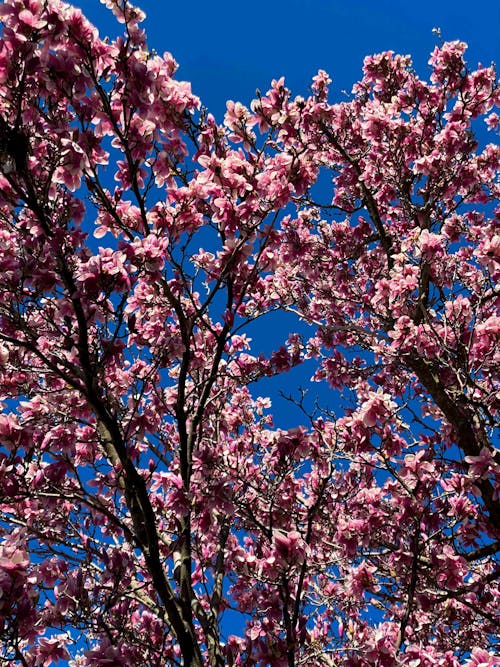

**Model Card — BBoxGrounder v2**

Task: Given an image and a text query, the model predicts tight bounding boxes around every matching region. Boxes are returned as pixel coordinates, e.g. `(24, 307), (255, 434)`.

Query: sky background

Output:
(81, 0), (500, 121)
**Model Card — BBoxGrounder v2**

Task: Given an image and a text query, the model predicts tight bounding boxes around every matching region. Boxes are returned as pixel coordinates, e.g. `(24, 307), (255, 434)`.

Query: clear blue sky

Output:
(82, 0), (499, 119)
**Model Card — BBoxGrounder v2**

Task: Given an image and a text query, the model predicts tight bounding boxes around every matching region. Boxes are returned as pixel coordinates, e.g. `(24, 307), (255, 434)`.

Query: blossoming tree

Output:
(0, 1), (498, 665)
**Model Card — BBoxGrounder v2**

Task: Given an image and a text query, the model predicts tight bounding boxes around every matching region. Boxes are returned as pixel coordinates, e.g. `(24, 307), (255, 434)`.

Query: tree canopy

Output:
(0, 1), (499, 665)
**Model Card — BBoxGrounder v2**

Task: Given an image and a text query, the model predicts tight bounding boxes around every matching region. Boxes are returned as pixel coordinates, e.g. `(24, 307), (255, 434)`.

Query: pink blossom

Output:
(465, 648), (500, 667)
(0, 547), (29, 573)
(485, 112), (499, 131)
(465, 447), (498, 480)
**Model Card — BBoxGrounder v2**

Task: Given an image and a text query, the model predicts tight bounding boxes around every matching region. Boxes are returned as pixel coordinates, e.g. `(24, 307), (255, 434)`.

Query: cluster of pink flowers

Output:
(0, 0), (498, 665)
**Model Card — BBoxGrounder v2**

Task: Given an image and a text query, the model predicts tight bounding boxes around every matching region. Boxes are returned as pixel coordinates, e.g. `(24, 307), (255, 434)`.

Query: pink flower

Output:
(0, 547), (29, 573)
(18, 8), (45, 29)
(31, 635), (70, 666)
(272, 530), (307, 565)
(465, 648), (499, 667)
(359, 389), (397, 427)
(465, 447), (498, 479)
(485, 112), (499, 131)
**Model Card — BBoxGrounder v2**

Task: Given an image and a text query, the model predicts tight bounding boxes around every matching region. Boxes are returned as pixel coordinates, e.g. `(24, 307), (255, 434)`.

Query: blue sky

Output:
(81, 0), (499, 120)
